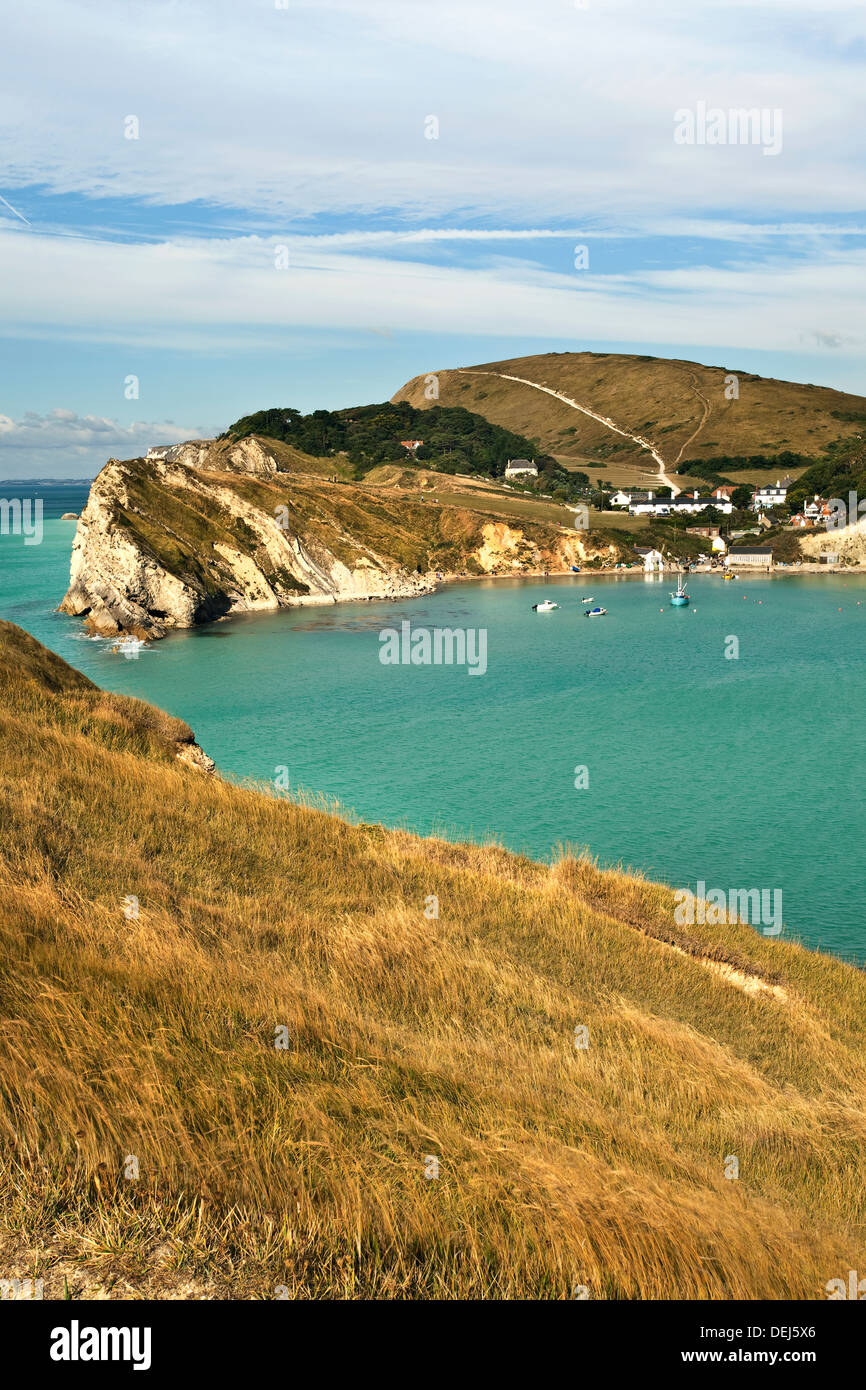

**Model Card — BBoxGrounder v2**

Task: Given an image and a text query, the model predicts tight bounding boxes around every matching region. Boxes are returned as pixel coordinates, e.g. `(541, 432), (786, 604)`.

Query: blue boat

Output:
(670, 577), (690, 607)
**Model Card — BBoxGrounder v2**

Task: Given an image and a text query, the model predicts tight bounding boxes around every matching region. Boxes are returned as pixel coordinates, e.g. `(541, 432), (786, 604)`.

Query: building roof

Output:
(729, 546), (773, 555)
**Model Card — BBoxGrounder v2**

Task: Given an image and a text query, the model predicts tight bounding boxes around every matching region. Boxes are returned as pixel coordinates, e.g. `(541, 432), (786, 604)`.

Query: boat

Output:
(669, 577), (690, 607)
(580, 596), (595, 604)
(570, 565), (581, 573)
(112, 636), (145, 658)
(532, 600), (559, 612)
(584, 606), (607, 617)
(724, 572), (736, 582)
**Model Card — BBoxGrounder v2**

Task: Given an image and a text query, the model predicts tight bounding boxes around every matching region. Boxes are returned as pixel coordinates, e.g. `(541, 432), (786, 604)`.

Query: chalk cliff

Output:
(60, 455), (435, 638)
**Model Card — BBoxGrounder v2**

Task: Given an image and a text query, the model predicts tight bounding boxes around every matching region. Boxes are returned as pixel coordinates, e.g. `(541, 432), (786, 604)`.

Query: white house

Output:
(609, 489), (634, 508)
(628, 489), (732, 517)
(635, 546), (664, 571)
(628, 490), (669, 516)
(726, 546), (773, 569)
(504, 458), (538, 479)
(753, 481), (788, 511)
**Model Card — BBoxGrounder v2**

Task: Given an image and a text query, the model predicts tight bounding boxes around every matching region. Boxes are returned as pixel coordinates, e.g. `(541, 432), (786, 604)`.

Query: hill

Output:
(393, 352), (866, 485)
(1, 618), (865, 1298)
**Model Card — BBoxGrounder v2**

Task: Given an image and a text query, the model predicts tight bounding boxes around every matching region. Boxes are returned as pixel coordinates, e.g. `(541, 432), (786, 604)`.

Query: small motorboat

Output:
(532, 600), (559, 612)
(580, 596), (595, 604)
(670, 577), (690, 607)
(112, 635), (145, 659)
(584, 606), (607, 617)
(571, 565), (581, 573)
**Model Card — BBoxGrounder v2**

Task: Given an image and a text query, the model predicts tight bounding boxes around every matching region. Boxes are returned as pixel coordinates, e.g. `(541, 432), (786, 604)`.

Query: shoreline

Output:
(438, 562), (866, 586)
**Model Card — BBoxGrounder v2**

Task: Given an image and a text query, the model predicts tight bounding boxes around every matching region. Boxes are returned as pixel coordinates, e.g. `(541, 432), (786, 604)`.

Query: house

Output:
(635, 546), (664, 571)
(399, 439), (424, 452)
(687, 524), (726, 552)
(627, 490), (733, 517)
(711, 486), (734, 502)
(795, 496), (837, 527)
(629, 490), (669, 516)
(726, 546), (773, 569)
(753, 480), (788, 511)
(609, 489), (634, 508)
(504, 458), (538, 479)
(686, 524), (720, 538)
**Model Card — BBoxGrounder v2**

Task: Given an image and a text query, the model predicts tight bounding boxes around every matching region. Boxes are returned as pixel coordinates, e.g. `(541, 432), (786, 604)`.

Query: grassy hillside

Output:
(1, 620), (865, 1299)
(393, 352), (866, 482)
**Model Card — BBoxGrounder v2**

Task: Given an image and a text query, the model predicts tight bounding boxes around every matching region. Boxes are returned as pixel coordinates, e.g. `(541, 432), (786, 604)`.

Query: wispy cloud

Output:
(2, 0), (865, 222)
(1, 225), (863, 360)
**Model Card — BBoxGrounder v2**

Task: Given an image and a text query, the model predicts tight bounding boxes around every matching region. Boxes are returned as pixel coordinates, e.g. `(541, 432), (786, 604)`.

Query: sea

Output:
(2, 481), (864, 965)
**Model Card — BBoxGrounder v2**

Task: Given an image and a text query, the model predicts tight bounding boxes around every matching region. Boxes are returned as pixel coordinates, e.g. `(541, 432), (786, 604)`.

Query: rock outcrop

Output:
(60, 456), (434, 639)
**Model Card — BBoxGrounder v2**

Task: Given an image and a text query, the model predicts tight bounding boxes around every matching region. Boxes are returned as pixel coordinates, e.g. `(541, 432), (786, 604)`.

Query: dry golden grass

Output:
(394, 352), (866, 476)
(1, 619), (865, 1299)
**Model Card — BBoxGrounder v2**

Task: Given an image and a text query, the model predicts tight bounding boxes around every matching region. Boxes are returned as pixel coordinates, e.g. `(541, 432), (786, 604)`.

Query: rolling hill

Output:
(393, 352), (866, 485)
(1, 619), (866, 1298)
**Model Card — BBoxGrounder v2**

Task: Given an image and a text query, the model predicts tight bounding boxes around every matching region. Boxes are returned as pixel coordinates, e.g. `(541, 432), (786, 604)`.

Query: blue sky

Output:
(1, 0), (864, 477)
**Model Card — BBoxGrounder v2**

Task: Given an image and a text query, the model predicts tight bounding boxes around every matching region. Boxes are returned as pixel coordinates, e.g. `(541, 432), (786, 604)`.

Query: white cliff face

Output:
(60, 457), (434, 638)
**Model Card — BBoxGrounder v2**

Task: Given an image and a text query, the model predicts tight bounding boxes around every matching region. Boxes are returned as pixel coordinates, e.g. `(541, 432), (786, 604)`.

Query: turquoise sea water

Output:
(3, 484), (865, 964)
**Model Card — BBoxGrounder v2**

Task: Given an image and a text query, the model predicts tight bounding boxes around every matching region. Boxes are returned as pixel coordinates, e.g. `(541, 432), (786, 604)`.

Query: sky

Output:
(1, 0), (864, 478)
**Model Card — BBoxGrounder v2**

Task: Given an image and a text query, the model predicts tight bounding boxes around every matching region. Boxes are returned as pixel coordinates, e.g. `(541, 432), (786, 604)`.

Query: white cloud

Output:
(0, 224), (863, 362)
(1, 0), (865, 223)
(0, 410), (210, 450)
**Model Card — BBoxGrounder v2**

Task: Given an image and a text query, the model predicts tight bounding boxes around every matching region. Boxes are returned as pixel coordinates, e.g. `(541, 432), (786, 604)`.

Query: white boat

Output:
(580, 596), (595, 603)
(584, 606), (607, 617)
(113, 636), (145, 658)
(532, 600), (559, 612)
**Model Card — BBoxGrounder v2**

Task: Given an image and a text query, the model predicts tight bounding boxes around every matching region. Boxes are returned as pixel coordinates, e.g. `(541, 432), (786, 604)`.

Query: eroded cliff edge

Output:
(60, 454), (438, 638)
(60, 444), (614, 639)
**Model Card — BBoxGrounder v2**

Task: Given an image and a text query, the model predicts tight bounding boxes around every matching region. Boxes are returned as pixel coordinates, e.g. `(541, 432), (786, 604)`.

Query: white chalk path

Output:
(457, 368), (681, 496)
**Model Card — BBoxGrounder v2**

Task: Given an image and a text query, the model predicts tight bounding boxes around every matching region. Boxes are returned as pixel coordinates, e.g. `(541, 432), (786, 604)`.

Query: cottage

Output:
(752, 481), (787, 511)
(726, 546), (773, 569)
(399, 439), (424, 452)
(635, 546), (664, 572)
(628, 489), (732, 517)
(504, 458), (538, 479)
